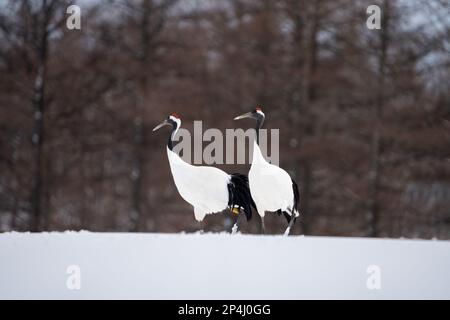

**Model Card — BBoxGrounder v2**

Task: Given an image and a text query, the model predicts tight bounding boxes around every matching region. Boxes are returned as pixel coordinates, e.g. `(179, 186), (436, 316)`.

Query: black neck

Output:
(255, 117), (264, 145)
(167, 120), (178, 151)
(167, 134), (174, 151)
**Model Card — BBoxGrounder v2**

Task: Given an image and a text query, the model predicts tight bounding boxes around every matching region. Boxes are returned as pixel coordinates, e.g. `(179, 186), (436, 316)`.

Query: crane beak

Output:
(234, 112), (253, 120)
(152, 120), (169, 132)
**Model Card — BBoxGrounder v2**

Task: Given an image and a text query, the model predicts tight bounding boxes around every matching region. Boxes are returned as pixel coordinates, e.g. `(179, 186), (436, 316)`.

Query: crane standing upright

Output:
(153, 113), (254, 231)
(234, 107), (300, 235)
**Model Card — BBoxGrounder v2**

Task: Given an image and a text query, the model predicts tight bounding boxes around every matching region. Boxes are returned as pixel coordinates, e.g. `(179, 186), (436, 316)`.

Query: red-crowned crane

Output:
(234, 107), (300, 235)
(153, 113), (254, 232)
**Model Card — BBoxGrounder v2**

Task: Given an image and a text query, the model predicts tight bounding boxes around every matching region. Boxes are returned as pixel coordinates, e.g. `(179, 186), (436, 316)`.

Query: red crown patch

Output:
(170, 112), (180, 119)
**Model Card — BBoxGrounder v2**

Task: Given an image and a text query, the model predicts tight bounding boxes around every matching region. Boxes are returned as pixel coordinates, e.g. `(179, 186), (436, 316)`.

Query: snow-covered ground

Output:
(0, 232), (449, 299)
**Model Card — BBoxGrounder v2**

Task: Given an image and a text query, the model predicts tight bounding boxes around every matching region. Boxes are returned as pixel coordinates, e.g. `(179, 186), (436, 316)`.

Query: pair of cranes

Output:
(152, 107), (300, 235)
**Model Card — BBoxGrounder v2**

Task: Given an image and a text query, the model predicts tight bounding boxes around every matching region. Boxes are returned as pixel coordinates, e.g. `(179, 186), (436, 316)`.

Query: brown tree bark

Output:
(303, 0), (320, 105)
(31, 0), (50, 232)
(367, 0), (390, 237)
(130, 0), (177, 231)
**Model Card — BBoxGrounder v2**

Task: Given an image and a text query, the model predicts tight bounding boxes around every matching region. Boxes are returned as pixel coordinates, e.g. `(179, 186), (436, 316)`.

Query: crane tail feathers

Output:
(292, 178), (300, 216)
(277, 179), (300, 224)
(227, 174), (255, 221)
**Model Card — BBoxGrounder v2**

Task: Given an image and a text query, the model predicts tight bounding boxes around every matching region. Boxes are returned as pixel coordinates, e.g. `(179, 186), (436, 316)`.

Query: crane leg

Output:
(230, 213), (239, 234)
(261, 216), (266, 234)
(284, 212), (296, 236)
(199, 220), (205, 233)
(194, 207), (206, 233)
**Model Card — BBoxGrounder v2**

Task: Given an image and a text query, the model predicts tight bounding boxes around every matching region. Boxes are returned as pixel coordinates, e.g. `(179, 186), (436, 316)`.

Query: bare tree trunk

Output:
(300, 161), (311, 234)
(11, 194), (18, 230)
(31, 1), (50, 231)
(303, 0), (320, 104)
(367, 0), (389, 237)
(256, 0), (274, 105)
(131, 0), (151, 232)
(129, 0), (177, 231)
(295, 0), (319, 235)
(43, 150), (52, 230)
(131, 115), (143, 231)
(291, 0), (305, 109)
(31, 66), (45, 231)
(368, 132), (381, 237)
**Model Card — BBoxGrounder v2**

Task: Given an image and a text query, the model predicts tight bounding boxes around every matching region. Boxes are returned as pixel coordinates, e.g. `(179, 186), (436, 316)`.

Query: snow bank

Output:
(0, 232), (449, 299)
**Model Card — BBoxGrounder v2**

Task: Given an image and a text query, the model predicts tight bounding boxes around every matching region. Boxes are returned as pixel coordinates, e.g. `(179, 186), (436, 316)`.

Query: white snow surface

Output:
(0, 232), (449, 299)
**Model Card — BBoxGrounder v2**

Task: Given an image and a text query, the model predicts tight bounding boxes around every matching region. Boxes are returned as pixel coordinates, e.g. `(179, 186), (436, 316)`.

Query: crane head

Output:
(233, 107), (265, 121)
(152, 113), (181, 132)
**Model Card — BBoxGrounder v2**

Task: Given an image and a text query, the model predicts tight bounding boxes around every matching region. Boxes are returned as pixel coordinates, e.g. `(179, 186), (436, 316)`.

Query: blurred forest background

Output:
(0, 0), (449, 238)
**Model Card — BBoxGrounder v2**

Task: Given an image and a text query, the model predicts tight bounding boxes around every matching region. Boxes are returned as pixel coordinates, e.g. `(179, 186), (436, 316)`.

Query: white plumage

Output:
(234, 108), (300, 234)
(249, 140), (297, 217)
(166, 146), (230, 221)
(153, 114), (254, 225)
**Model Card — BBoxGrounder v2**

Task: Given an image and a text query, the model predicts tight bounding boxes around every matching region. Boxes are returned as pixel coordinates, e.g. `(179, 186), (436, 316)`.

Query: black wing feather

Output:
(227, 173), (256, 221)
(278, 179), (300, 224)
(292, 178), (299, 214)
